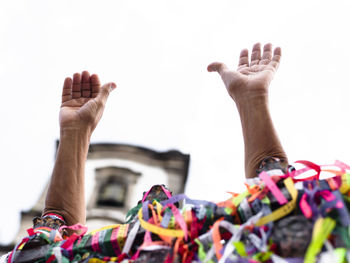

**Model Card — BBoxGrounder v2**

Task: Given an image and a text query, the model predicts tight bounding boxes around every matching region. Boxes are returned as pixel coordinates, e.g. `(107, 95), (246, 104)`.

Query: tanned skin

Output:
(44, 71), (116, 225)
(208, 43), (287, 178)
(43, 42), (285, 226)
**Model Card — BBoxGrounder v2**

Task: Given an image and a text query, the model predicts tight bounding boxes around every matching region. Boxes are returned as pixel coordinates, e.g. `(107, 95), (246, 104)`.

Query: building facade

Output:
(0, 142), (189, 255)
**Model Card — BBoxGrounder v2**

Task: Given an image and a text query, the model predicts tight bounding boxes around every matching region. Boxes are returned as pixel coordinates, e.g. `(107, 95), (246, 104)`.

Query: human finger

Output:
(62, 77), (72, 103)
(81, 71), (91, 98)
(72, 73), (82, 99)
(207, 62), (229, 75)
(260, 43), (273, 65)
(91, 74), (101, 98)
(238, 48), (249, 68)
(97, 82), (117, 105)
(250, 43), (261, 66)
(270, 46), (282, 69)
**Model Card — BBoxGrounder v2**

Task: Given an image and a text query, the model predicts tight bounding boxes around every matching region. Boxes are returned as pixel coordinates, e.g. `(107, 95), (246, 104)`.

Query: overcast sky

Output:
(1, 0), (350, 244)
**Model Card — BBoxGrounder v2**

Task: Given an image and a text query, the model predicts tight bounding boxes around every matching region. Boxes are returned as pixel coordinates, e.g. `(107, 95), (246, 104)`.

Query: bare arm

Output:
(208, 43), (287, 178)
(44, 71), (116, 225)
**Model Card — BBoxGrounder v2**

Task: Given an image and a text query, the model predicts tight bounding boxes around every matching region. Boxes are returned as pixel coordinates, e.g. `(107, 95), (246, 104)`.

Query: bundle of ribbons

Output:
(7, 160), (350, 263)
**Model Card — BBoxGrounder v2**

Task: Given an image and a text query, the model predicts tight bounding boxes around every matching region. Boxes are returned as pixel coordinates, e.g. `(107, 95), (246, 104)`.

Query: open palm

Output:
(208, 43), (281, 103)
(60, 71), (116, 132)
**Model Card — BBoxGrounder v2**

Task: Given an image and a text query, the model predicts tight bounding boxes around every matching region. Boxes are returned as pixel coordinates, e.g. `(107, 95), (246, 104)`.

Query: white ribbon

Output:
(122, 221), (140, 255)
(53, 246), (62, 263)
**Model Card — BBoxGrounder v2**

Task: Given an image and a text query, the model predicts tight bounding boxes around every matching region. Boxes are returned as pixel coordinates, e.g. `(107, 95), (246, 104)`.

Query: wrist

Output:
(236, 95), (269, 113)
(60, 123), (93, 138)
(59, 126), (92, 147)
(228, 83), (269, 106)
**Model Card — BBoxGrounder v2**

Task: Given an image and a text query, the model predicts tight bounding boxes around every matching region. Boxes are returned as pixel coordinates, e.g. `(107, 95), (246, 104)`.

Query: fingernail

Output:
(110, 83), (116, 91)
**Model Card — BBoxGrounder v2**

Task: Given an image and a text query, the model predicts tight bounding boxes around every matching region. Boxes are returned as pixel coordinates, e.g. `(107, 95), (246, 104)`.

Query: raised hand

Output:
(60, 71), (116, 133)
(44, 72), (116, 226)
(208, 43), (287, 178)
(207, 43), (281, 104)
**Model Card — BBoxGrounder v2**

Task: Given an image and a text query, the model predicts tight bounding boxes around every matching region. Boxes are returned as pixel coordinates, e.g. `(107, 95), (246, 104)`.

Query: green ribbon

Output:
(194, 239), (214, 263)
(125, 203), (142, 223)
(304, 217), (336, 263)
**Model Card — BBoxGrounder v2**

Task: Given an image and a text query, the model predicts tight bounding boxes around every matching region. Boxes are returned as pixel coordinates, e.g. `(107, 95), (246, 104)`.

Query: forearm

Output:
(236, 97), (287, 178)
(44, 127), (91, 225)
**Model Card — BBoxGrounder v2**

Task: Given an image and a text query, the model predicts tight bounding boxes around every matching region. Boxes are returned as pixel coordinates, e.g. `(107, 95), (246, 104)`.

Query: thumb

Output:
(97, 82), (117, 102)
(207, 62), (229, 76)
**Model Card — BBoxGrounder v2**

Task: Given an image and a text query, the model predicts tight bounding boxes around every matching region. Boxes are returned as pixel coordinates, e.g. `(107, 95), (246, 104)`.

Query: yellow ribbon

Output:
(304, 217), (336, 263)
(154, 200), (163, 221)
(88, 224), (121, 235)
(233, 191), (250, 207)
(138, 208), (184, 238)
(339, 173), (350, 194)
(256, 177), (297, 226)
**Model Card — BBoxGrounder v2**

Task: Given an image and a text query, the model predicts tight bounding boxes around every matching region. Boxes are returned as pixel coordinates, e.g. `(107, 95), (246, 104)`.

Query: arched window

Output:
(97, 177), (127, 207)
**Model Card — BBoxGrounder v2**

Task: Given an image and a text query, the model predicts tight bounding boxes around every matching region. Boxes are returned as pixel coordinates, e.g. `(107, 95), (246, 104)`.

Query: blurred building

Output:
(0, 142), (189, 255)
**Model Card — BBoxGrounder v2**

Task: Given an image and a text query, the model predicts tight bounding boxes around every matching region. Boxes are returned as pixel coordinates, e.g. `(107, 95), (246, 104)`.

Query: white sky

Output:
(1, 0), (350, 244)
